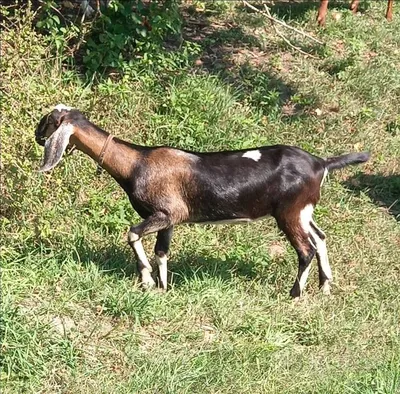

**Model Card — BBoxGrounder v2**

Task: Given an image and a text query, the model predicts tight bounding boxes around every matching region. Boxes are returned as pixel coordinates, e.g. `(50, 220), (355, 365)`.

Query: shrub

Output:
(34, 0), (200, 77)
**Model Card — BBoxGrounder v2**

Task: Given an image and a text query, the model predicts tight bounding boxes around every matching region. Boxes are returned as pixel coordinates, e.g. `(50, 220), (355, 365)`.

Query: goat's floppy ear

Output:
(39, 123), (74, 172)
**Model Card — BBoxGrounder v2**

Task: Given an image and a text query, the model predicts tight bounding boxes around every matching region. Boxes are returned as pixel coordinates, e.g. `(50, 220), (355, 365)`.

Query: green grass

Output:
(1, 3), (400, 393)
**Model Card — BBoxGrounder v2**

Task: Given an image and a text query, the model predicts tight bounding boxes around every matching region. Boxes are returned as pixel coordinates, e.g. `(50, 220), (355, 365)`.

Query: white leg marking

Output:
(128, 231), (139, 243)
(308, 236), (317, 249)
(310, 229), (332, 280)
(242, 150), (262, 162)
(299, 204), (314, 234)
(129, 234), (155, 287)
(132, 239), (152, 272)
(299, 264), (312, 293)
(156, 255), (168, 290)
(309, 222), (332, 282)
(310, 220), (332, 295)
(311, 219), (326, 238)
(297, 204), (315, 294)
(321, 281), (331, 295)
(320, 168), (328, 187)
(141, 268), (155, 288)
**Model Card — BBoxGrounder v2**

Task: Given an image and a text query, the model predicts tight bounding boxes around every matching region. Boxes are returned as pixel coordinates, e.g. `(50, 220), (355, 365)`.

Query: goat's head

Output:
(35, 104), (76, 172)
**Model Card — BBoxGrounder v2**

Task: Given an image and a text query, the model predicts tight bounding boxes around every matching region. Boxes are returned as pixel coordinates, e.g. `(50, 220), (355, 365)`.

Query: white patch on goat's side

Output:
(54, 103), (72, 112)
(299, 264), (311, 293)
(320, 168), (328, 187)
(156, 254), (168, 290)
(242, 150), (262, 162)
(173, 149), (198, 161)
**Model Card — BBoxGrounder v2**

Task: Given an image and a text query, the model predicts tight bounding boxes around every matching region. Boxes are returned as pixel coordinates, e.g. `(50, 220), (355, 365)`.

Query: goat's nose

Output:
(35, 134), (46, 146)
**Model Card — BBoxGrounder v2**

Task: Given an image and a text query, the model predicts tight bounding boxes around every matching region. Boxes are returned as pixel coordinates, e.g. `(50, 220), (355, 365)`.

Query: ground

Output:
(1, 2), (399, 393)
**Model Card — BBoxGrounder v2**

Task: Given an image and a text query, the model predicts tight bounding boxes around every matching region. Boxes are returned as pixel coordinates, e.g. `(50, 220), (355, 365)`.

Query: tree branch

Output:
(242, 1), (324, 46)
(261, 2), (319, 59)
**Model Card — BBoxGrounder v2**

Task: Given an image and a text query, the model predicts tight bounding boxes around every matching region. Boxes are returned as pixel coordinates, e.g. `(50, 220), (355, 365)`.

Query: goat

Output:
(35, 105), (370, 298)
(317, 0), (394, 25)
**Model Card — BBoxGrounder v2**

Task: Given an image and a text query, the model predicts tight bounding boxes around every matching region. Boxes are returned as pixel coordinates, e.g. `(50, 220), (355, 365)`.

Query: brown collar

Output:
(96, 134), (114, 175)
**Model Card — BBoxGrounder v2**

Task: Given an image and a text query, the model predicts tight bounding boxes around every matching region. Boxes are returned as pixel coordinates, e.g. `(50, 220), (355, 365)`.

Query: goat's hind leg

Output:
(276, 210), (317, 299)
(310, 220), (332, 295)
(128, 212), (172, 289)
(154, 227), (174, 291)
(289, 238), (316, 299)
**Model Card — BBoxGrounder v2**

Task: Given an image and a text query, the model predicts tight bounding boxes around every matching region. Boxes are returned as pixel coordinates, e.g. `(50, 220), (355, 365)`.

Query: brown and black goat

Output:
(317, 0), (394, 25)
(35, 105), (370, 298)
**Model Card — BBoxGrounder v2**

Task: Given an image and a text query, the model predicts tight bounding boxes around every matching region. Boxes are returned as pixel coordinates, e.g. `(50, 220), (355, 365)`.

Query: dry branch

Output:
(261, 2), (319, 59)
(242, 1), (324, 46)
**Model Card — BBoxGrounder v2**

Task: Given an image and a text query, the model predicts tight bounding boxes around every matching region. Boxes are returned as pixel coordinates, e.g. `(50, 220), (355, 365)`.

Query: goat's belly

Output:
(189, 215), (269, 225)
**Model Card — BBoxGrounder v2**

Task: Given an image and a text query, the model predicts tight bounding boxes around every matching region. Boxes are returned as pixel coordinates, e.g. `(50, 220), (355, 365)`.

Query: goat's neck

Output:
(70, 123), (138, 180)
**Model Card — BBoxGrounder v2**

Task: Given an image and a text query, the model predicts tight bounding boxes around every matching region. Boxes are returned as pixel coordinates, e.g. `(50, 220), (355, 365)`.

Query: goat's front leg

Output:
(386, 0), (394, 21)
(350, 0), (360, 13)
(155, 227), (174, 291)
(128, 236), (155, 289)
(128, 212), (172, 289)
(317, 0), (329, 26)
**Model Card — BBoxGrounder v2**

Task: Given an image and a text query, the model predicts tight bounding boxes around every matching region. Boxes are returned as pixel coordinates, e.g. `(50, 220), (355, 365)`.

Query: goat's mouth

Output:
(35, 135), (46, 146)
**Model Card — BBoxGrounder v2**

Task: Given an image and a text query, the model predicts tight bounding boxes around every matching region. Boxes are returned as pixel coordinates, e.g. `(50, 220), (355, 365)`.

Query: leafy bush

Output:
(34, 0), (200, 77)
(82, 0), (180, 73)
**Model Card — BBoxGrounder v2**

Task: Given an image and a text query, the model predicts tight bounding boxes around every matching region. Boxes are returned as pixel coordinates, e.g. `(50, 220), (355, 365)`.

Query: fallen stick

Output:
(242, 0), (324, 46)
(262, 2), (319, 59)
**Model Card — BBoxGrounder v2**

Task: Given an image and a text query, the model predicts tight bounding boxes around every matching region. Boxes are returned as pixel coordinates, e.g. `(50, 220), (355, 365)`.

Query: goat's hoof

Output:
(289, 286), (301, 300)
(141, 278), (156, 290)
(321, 281), (331, 296)
(292, 296), (301, 303)
(153, 287), (167, 295)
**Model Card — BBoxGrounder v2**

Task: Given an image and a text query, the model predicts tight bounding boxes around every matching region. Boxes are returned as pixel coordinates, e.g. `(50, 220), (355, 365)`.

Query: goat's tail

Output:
(325, 152), (371, 171)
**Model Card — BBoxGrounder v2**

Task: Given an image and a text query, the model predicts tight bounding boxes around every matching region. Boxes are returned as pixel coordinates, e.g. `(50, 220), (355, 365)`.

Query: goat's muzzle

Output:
(35, 134), (46, 146)
(35, 118), (49, 146)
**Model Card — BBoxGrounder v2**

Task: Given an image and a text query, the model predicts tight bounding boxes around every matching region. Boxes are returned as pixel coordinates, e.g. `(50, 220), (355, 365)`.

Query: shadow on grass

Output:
(168, 252), (260, 287)
(344, 174), (400, 221)
(72, 240), (137, 280)
(267, 0), (320, 21)
(180, 6), (320, 120)
(68, 237), (276, 289)
(267, 0), (370, 21)
(266, 0), (373, 22)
